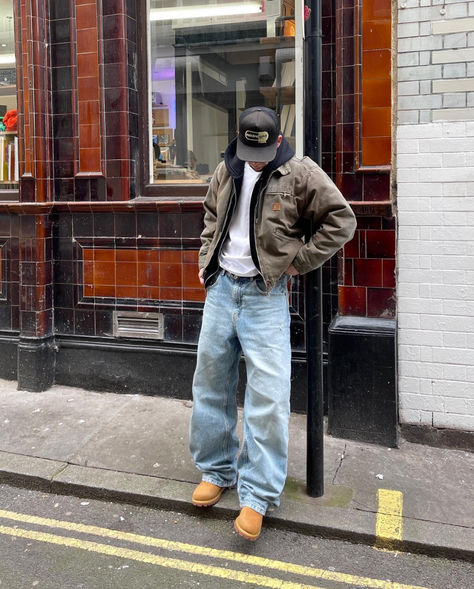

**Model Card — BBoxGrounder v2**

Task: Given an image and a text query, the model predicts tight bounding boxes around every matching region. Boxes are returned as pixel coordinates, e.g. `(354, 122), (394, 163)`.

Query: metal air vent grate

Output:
(113, 311), (164, 340)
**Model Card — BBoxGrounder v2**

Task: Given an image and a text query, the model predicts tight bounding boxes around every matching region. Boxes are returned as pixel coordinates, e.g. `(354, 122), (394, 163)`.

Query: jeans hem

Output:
(202, 474), (236, 488)
(239, 499), (270, 516)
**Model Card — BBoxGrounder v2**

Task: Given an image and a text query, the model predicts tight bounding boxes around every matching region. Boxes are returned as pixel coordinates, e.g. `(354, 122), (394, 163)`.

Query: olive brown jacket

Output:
(199, 137), (356, 292)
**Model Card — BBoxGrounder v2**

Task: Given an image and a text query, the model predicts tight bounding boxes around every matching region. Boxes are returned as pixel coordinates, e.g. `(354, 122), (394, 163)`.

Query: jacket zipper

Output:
(204, 181), (237, 288)
(250, 171), (276, 288)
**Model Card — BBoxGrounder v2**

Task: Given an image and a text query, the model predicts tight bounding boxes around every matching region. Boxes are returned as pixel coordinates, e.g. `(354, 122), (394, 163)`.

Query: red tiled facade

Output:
(0, 0), (396, 392)
(336, 0), (395, 318)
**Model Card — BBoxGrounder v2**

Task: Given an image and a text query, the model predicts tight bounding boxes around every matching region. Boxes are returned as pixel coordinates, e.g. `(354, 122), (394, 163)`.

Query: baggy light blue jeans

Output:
(189, 270), (291, 516)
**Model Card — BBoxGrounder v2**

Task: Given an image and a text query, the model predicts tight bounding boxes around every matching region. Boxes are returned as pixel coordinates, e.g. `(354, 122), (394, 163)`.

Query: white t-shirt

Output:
(219, 162), (261, 277)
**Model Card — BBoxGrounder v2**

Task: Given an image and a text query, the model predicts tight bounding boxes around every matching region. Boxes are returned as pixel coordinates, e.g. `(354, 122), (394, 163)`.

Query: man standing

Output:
(189, 107), (356, 541)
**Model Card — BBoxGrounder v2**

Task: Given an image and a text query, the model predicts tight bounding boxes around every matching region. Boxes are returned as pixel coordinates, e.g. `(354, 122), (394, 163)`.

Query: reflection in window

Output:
(0, 1), (17, 198)
(148, 0), (297, 184)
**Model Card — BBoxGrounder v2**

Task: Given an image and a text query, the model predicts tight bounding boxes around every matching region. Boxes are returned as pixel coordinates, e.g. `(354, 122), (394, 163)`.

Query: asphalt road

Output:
(0, 484), (472, 589)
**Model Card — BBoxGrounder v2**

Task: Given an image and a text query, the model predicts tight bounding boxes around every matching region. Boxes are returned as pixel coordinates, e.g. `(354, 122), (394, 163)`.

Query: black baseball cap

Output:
(236, 107), (280, 162)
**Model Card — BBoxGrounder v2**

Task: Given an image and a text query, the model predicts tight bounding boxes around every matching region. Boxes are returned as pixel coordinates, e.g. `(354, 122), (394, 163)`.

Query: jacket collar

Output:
(276, 161), (292, 176)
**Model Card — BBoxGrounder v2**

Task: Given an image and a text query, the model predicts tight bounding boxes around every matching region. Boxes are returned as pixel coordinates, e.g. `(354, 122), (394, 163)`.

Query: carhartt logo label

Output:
(244, 130), (269, 144)
(273, 203), (281, 211)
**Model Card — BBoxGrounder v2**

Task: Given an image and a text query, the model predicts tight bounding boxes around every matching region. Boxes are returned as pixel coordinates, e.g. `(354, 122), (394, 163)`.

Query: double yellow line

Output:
(0, 507), (425, 589)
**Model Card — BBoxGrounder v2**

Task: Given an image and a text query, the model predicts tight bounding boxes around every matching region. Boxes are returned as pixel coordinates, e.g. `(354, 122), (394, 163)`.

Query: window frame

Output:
(138, 1), (212, 199)
(137, 0), (301, 199)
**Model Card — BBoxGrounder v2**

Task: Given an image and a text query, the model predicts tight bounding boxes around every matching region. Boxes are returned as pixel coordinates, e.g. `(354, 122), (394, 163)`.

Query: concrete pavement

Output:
(0, 378), (472, 561)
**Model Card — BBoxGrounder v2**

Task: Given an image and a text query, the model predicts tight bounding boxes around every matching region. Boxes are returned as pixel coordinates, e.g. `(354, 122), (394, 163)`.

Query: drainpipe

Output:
(304, 0), (324, 497)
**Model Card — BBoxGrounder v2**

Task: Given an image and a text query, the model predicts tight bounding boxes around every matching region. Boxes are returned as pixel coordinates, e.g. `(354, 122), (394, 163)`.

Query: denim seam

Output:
(202, 474), (236, 488)
(239, 498), (268, 516)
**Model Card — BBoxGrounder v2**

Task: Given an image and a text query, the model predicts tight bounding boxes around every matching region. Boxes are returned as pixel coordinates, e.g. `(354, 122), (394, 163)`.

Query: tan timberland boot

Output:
(192, 481), (226, 507)
(234, 506), (263, 541)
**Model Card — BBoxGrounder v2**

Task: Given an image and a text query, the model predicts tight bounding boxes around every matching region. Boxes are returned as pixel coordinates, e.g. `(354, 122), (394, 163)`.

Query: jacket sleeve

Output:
(292, 165), (357, 275)
(198, 167), (220, 270)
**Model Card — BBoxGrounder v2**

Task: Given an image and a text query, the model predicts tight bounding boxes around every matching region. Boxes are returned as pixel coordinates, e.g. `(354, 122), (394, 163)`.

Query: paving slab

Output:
(0, 385), (130, 462)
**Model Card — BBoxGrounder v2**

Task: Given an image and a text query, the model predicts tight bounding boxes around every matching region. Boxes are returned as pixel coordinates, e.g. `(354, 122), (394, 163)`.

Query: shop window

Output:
(0, 0), (17, 200)
(145, 0), (299, 190)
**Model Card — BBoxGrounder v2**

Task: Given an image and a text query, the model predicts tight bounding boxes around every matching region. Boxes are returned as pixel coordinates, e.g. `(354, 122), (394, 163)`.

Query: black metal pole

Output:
(304, 0), (324, 497)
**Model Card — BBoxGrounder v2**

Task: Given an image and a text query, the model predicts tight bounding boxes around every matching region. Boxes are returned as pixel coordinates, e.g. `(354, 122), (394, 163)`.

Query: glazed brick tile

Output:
(344, 259), (353, 285)
(50, 19), (70, 44)
(90, 178), (106, 200)
(182, 313), (202, 344)
(103, 0), (126, 15)
(79, 125), (100, 149)
(52, 66), (73, 91)
(0, 215), (10, 236)
(354, 258), (383, 288)
(79, 100), (100, 127)
(73, 214), (93, 237)
(76, 28), (98, 53)
(115, 213), (136, 237)
(52, 90), (73, 114)
(94, 213), (115, 237)
(103, 14), (125, 39)
(0, 305), (11, 330)
(159, 214), (181, 238)
(50, 0), (70, 20)
(55, 308), (74, 335)
(164, 314), (183, 341)
(126, 15), (137, 40)
(79, 148), (101, 172)
(383, 260), (396, 289)
(54, 260), (74, 284)
(54, 137), (74, 161)
(362, 136), (391, 167)
(367, 288), (395, 318)
(77, 53), (99, 79)
(75, 179), (91, 202)
(338, 285), (367, 316)
(104, 38), (125, 63)
(95, 310), (113, 336)
(78, 78), (99, 101)
(76, 4), (97, 29)
(51, 42), (71, 67)
(74, 309), (95, 335)
(54, 238), (74, 261)
(126, 0), (137, 20)
(104, 63), (122, 88)
(356, 217), (382, 230)
(366, 230), (395, 258)
(137, 212), (158, 238)
(54, 283), (74, 308)
(339, 173), (363, 201)
(160, 264), (182, 288)
(53, 114), (74, 138)
(363, 173), (390, 201)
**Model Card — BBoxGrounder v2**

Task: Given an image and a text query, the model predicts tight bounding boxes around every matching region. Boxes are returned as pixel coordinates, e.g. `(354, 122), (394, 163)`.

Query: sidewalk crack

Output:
(51, 462), (69, 481)
(332, 443), (347, 485)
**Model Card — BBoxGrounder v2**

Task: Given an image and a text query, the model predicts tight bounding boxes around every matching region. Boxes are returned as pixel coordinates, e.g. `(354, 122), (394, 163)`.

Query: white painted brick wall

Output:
(397, 4), (474, 432)
(398, 4), (474, 124)
(397, 120), (474, 431)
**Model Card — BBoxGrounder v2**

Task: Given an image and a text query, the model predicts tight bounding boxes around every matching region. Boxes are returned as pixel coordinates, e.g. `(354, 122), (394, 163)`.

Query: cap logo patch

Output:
(244, 130), (269, 144)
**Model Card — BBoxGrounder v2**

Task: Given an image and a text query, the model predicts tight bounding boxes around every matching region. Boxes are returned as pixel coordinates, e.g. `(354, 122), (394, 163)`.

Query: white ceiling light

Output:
(0, 54), (15, 65)
(150, 2), (262, 21)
